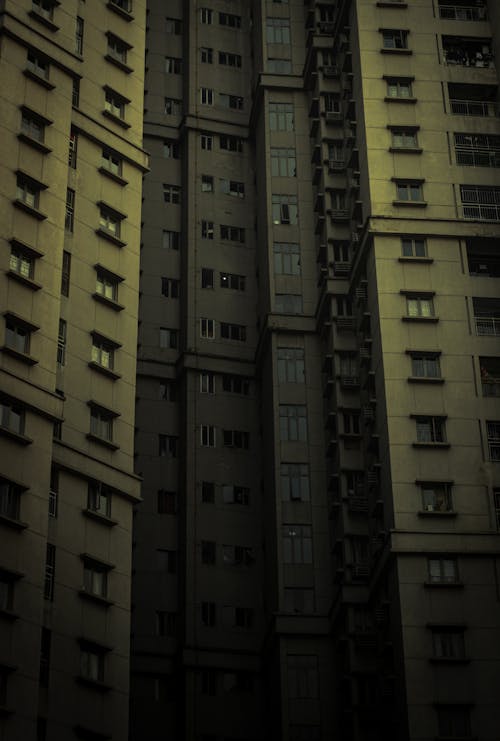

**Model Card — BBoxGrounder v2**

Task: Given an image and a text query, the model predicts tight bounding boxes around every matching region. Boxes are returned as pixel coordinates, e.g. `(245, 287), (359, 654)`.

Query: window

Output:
(159, 381), (176, 402)
(222, 429), (249, 449)
(200, 87), (214, 105)
(200, 8), (212, 24)
(164, 97), (182, 115)
(271, 148), (296, 177)
(21, 108), (46, 143)
(222, 485), (250, 505)
(165, 56), (182, 74)
(201, 424), (216, 448)
(101, 150), (122, 178)
(201, 268), (214, 289)
(57, 319), (66, 366)
(166, 17), (182, 34)
(480, 357), (500, 397)
(267, 58), (292, 74)
(386, 78), (413, 99)
(432, 629), (465, 660)
(58, 250), (71, 296)
(200, 372), (215, 394)
(219, 12), (241, 28)
(159, 327), (178, 349)
(63, 188), (75, 231)
(220, 179), (245, 198)
(163, 140), (180, 159)
(406, 295), (434, 318)
(269, 102), (294, 131)
(201, 540), (216, 564)
(72, 78), (80, 107)
(402, 237), (427, 257)
(381, 29), (409, 50)
(48, 467), (58, 518)
(281, 463), (310, 501)
(201, 175), (213, 192)
(284, 588), (314, 614)
(157, 610), (177, 636)
(324, 94), (341, 114)
(494, 489), (500, 529)
(391, 128), (419, 149)
(420, 483), (453, 512)
(0, 478), (22, 521)
(157, 549), (177, 573)
(9, 244), (35, 280)
(16, 173), (42, 210)
(436, 706), (471, 738)
(220, 225), (245, 243)
(277, 347), (305, 383)
(89, 406), (115, 443)
(219, 51), (242, 67)
(83, 559), (108, 599)
(104, 89), (127, 121)
(222, 545), (255, 566)
(80, 645), (105, 683)
(95, 270), (119, 302)
(428, 558), (459, 584)
(279, 405), (307, 441)
(220, 135), (243, 152)
(32, 0), (55, 21)
(4, 317), (32, 356)
(410, 353), (441, 379)
(219, 93), (244, 110)
(272, 194), (298, 224)
(161, 277), (179, 298)
(395, 181), (424, 202)
(273, 242), (301, 275)
(109, 0), (132, 12)
(162, 230), (180, 250)
(87, 483), (112, 518)
(200, 318), (215, 339)
(283, 525), (312, 564)
(220, 322), (246, 341)
(202, 481), (215, 503)
(266, 18), (290, 44)
(220, 272), (245, 291)
(234, 607), (253, 628)
(163, 184), (181, 204)
(201, 134), (213, 150)
(287, 655), (318, 698)
(98, 206), (122, 239)
(0, 400), (25, 436)
(158, 435), (178, 458)
(75, 16), (84, 54)
(0, 573), (14, 612)
(201, 220), (214, 239)
(91, 335), (116, 370)
(275, 294), (303, 314)
(27, 50), (49, 80)
(415, 416), (446, 443)
(202, 601), (216, 626)
(39, 628), (51, 688)
(200, 47), (213, 63)
(44, 544), (55, 600)
(157, 489), (176, 515)
(222, 375), (249, 395)
(487, 421), (500, 461)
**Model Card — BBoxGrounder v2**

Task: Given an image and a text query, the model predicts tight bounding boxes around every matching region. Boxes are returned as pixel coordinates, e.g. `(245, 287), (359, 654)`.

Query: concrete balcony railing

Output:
(439, 4), (488, 21)
(475, 316), (500, 335)
(450, 99), (499, 116)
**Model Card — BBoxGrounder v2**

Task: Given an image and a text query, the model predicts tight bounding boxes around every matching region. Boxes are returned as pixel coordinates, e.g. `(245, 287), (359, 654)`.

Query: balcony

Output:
(442, 37), (494, 68)
(475, 316), (500, 335)
(438, 3), (488, 21)
(448, 83), (499, 116)
(467, 238), (500, 276)
(473, 297), (500, 335)
(450, 98), (499, 116)
(455, 133), (500, 167)
(460, 185), (500, 221)
(480, 357), (500, 397)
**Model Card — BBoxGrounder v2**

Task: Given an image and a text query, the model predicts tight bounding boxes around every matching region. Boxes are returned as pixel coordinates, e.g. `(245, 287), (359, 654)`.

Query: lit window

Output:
(406, 295), (434, 318)
(9, 247), (35, 280)
(420, 483), (453, 512)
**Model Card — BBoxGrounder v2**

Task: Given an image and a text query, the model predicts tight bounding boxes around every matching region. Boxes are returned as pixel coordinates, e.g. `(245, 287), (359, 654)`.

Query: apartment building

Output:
(132, 1), (500, 740)
(0, 1), (147, 739)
